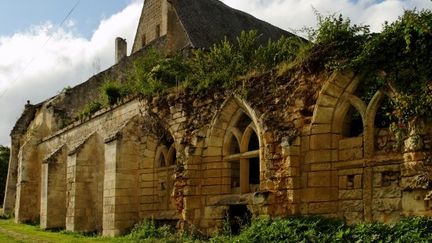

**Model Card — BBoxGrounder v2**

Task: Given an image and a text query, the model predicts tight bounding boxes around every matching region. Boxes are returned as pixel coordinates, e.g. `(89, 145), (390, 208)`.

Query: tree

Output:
(0, 146), (10, 207)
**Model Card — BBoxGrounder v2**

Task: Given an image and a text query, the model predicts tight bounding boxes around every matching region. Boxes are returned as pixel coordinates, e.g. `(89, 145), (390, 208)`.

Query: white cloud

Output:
(0, 0), (431, 146)
(221, 0), (432, 34)
(0, 1), (142, 145)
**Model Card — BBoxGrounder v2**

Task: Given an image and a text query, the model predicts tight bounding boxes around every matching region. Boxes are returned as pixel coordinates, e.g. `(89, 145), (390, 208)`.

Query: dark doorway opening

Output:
(228, 205), (252, 235)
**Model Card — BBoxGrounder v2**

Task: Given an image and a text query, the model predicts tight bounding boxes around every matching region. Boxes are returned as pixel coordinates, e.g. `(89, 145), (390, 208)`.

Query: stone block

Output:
(339, 189), (362, 200)
(373, 165), (400, 173)
(310, 134), (332, 150)
(308, 202), (337, 214)
(304, 150), (332, 163)
(323, 82), (344, 97)
(339, 176), (348, 189)
(206, 147), (223, 156)
(310, 163), (331, 171)
(401, 162), (422, 177)
(373, 173), (382, 187)
(282, 146), (300, 157)
(403, 152), (427, 162)
(337, 168), (363, 176)
(339, 148), (363, 161)
(402, 191), (427, 212)
(203, 177), (221, 185)
(344, 212), (364, 225)
(204, 206), (227, 219)
(340, 200), (363, 212)
(202, 156), (222, 163)
(354, 175), (362, 189)
(308, 171), (332, 187)
(301, 187), (335, 202)
(286, 177), (301, 189)
(373, 186), (401, 199)
(372, 211), (400, 223)
(339, 137), (363, 149)
(301, 136), (310, 151)
(372, 198), (401, 212)
(202, 185), (221, 195)
(313, 107), (334, 124)
(203, 169), (222, 178)
(204, 162), (228, 170)
(316, 94), (338, 107)
(286, 167), (300, 177)
(285, 156), (300, 168)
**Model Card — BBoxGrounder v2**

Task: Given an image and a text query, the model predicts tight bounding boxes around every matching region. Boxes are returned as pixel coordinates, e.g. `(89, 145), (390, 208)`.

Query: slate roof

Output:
(170, 0), (297, 48)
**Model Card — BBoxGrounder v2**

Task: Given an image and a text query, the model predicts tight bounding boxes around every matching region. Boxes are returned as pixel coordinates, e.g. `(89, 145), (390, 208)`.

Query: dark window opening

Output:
(249, 157), (260, 185)
(168, 149), (176, 166)
(347, 175), (355, 189)
(228, 205), (251, 235)
(236, 113), (252, 132)
(342, 106), (363, 137)
(172, 151), (176, 165)
(159, 154), (166, 167)
(229, 137), (240, 154)
(231, 160), (240, 188)
(248, 132), (259, 151)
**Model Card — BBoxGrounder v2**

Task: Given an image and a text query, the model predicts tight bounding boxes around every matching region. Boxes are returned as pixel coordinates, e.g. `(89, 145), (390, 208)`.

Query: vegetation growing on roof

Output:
(75, 9), (432, 142)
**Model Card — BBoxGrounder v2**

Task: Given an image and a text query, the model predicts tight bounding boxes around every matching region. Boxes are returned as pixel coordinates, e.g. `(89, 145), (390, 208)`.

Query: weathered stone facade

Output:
(3, 0), (432, 237)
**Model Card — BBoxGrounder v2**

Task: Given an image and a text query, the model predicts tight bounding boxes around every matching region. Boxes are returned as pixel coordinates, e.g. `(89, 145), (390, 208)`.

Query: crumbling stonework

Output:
(3, 0), (432, 238)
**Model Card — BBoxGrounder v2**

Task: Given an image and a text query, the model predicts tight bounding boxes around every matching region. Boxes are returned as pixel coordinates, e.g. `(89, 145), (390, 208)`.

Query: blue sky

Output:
(0, 0), (132, 38)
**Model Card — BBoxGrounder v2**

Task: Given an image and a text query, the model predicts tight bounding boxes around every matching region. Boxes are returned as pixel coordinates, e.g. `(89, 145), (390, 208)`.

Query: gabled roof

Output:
(170, 0), (297, 48)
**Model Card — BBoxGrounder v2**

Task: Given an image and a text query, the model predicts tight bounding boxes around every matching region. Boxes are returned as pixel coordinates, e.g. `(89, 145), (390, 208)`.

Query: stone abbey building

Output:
(3, 0), (432, 237)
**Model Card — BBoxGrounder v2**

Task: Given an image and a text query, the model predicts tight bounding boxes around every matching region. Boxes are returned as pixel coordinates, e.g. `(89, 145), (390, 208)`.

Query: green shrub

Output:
(100, 80), (124, 106)
(211, 216), (432, 243)
(78, 101), (102, 120)
(127, 220), (173, 241)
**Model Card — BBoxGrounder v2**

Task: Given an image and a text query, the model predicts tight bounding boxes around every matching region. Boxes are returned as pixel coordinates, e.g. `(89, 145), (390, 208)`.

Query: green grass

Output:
(2, 216), (432, 243)
(0, 219), (129, 243)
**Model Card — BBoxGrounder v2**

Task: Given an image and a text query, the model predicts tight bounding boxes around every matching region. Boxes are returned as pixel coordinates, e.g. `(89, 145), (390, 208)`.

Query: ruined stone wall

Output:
(7, 70), (432, 236)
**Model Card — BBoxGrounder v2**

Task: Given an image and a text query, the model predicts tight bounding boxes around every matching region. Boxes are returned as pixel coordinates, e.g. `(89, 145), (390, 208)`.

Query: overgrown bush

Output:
(210, 216), (432, 243)
(122, 217), (432, 242)
(100, 79), (125, 106)
(300, 12), (370, 71)
(77, 101), (102, 120)
(127, 220), (175, 241)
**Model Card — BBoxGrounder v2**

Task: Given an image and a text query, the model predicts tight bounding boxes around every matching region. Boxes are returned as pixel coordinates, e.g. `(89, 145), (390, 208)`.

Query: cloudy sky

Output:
(0, 0), (431, 146)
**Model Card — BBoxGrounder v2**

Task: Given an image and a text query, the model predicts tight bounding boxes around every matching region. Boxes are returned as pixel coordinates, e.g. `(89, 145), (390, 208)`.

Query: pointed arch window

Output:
(342, 106), (363, 137)
(156, 143), (177, 168)
(155, 139), (177, 211)
(224, 112), (260, 194)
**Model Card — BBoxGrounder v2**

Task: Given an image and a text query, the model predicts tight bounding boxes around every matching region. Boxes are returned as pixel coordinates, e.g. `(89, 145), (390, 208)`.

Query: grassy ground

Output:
(0, 219), (131, 243)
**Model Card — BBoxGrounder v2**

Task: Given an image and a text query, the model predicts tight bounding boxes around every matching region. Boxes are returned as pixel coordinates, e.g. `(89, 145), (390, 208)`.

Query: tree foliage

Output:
(0, 146), (10, 206)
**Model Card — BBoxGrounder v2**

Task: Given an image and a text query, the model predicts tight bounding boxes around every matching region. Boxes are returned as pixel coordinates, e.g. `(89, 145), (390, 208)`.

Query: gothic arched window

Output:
(224, 112), (260, 193)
